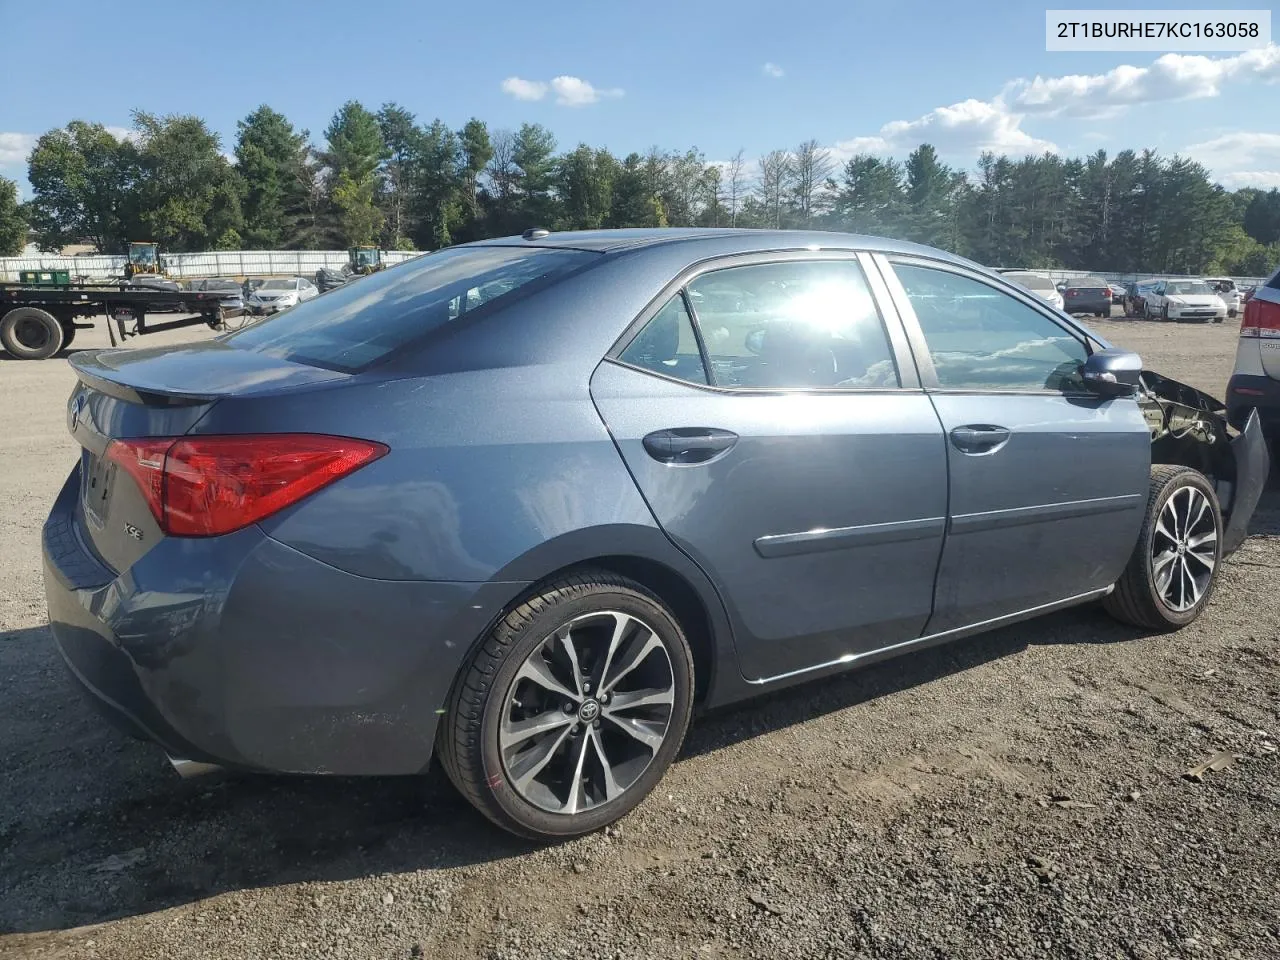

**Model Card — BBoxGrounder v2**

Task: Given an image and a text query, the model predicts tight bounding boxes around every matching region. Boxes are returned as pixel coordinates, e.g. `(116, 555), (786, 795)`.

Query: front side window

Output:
(618, 295), (709, 385)
(685, 260), (899, 389)
(892, 263), (1087, 392)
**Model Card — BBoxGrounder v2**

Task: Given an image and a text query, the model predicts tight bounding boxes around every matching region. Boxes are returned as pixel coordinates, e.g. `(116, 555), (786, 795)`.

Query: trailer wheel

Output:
(1, 307), (65, 360)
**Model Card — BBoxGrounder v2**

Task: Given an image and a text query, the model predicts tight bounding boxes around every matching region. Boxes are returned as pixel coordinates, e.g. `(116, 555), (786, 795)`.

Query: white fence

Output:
(0, 249), (425, 283)
(998, 267), (1271, 288)
(1, 249), (1268, 289)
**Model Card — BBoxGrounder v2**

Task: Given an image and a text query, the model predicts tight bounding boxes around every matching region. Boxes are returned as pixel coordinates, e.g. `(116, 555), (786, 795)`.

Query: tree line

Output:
(2, 101), (1279, 278)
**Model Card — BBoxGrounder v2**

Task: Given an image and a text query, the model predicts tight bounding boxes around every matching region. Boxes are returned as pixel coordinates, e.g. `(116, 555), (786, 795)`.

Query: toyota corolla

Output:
(44, 229), (1268, 840)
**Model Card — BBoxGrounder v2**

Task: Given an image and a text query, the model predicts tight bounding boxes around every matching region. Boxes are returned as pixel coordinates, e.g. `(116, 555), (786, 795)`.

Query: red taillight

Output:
(1240, 297), (1280, 339)
(104, 434), (388, 537)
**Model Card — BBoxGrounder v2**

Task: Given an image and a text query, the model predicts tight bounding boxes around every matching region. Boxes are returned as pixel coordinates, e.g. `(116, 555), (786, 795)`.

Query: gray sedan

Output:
(43, 229), (1268, 840)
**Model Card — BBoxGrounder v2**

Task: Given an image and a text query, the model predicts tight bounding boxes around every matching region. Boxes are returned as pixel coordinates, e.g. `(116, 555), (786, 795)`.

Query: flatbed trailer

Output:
(0, 283), (241, 360)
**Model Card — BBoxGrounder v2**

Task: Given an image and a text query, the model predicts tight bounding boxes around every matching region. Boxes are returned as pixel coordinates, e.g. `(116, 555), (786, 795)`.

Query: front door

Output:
(590, 254), (948, 682)
(876, 257), (1151, 634)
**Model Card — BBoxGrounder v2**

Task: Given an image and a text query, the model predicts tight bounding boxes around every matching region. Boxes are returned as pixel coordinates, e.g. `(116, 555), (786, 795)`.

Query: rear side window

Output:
(226, 246), (597, 370)
(619, 296), (709, 385)
(686, 260), (900, 389)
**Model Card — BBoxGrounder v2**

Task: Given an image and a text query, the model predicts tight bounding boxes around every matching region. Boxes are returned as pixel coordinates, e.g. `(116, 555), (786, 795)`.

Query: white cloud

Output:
(833, 99), (1057, 161)
(1185, 131), (1280, 168)
(549, 75), (623, 106)
(501, 76), (549, 101)
(1217, 171), (1280, 189)
(501, 75), (623, 107)
(762, 62), (784, 78)
(0, 132), (37, 166)
(1007, 44), (1280, 118)
(1184, 132), (1280, 190)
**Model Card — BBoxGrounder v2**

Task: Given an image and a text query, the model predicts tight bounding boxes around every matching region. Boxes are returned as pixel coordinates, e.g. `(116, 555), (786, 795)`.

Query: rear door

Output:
(590, 252), (949, 683)
(875, 256), (1151, 633)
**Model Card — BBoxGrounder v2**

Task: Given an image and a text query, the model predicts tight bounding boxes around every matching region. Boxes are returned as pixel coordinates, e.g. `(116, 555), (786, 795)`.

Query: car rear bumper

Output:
(1226, 374), (1280, 435)
(42, 466), (525, 775)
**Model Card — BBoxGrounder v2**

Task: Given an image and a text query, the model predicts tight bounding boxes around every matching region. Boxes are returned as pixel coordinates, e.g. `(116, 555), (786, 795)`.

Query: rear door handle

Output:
(642, 428), (739, 464)
(950, 424), (1011, 454)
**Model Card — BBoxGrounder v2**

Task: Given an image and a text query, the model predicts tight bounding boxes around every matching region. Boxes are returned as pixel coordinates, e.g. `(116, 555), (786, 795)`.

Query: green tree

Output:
(608, 153), (666, 227)
(903, 144), (958, 247)
(376, 102), (423, 245)
(132, 111), (245, 252)
(556, 145), (617, 230)
(0, 176), (26, 255)
(323, 101), (387, 246)
(26, 121), (139, 252)
(331, 170), (383, 245)
(410, 120), (464, 250)
(513, 122), (558, 227)
(830, 155), (905, 236)
(458, 118), (493, 234)
(1243, 188), (1280, 245)
(235, 105), (311, 248)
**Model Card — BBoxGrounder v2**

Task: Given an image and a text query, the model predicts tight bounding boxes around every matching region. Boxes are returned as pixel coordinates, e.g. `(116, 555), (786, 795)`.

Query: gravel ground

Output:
(1, 312), (1277, 960)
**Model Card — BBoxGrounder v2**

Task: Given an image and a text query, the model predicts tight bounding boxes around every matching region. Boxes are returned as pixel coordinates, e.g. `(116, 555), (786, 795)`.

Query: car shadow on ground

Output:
(0, 605), (1135, 936)
(3, 491), (1276, 934)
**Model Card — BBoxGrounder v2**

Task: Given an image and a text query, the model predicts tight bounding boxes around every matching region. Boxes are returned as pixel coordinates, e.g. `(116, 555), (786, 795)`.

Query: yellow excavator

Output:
(123, 242), (167, 279)
(348, 246), (384, 276)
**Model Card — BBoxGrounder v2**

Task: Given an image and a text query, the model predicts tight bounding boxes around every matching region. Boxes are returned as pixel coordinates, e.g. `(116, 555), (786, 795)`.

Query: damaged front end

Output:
(1138, 371), (1269, 555)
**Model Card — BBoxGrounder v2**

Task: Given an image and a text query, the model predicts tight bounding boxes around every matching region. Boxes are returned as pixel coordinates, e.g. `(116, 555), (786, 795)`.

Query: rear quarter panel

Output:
(196, 368), (656, 582)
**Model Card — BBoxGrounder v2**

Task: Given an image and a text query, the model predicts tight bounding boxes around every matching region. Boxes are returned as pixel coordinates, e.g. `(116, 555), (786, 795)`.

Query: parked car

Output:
(1108, 282), (1126, 305)
(315, 266), (352, 292)
(1002, 271), (1064, 311)
(1226, 265), (1280, 458)
(1143, 279), (1228, 323)
(44, 229), (1268, 841)
(245, 276), (319, 314)
(1125, 280), (1159, 317)
(1061, 277), (1112, 317)
(186, 278), (247, 324)
(1202, 277), (1242, 317)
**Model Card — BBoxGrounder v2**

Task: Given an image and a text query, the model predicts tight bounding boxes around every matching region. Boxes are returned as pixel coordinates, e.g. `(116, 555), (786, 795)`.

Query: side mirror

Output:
(1082, 348), (1142, 397)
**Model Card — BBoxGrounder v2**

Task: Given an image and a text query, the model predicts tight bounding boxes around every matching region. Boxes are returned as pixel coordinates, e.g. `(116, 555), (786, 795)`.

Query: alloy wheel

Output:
(498, 611), (675, 814)
(1151, 486), (1217, 612)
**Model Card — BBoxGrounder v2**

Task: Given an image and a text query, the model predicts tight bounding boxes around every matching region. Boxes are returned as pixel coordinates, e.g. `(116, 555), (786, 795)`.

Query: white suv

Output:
(1144, 279), (1228, 323)
(1226, 267), (1280, 457)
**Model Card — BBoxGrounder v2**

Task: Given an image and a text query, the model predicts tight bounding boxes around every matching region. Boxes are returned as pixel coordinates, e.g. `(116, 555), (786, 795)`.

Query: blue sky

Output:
(1, 0), (1277, 194)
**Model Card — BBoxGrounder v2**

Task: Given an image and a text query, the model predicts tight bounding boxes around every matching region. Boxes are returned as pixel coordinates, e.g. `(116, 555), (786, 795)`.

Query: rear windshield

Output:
(225, 246), (597, 370)
(1064, 278), (1106, 289)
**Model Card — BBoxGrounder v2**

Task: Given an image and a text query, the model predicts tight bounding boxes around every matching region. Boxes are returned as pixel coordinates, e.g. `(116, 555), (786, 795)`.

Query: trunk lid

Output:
(67, 342), (349, 573)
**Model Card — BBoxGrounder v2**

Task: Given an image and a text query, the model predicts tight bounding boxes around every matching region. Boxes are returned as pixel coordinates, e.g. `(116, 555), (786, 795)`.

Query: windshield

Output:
(260, 280), (296, 291)
(1166, 281), (1212, 295)
(130, 246), (155, 264)
(226, 245), (598, 370)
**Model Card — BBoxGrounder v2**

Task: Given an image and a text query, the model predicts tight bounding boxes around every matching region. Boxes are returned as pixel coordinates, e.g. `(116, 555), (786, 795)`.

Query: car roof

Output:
(462, 227), (981, 267)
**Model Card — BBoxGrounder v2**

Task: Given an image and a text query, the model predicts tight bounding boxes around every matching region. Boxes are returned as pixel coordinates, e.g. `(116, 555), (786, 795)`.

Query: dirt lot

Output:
(1, 314), (1277, 960)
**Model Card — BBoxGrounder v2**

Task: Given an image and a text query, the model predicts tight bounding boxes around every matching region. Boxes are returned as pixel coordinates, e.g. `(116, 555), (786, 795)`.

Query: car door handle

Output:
(950, 424), (1011, 454)
(642, 428), (739, 464)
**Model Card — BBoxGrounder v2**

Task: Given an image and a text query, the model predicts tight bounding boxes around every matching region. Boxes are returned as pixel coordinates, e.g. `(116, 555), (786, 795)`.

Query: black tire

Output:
(1161, 305), (1170, 322)
(1103, 465), (1223, 631)
(0, 307), (65, 360)
(438, 570), (694, 841)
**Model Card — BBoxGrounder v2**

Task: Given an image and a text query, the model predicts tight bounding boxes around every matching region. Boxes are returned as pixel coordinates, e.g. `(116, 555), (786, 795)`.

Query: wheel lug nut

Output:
(563, 702), (574, 713)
